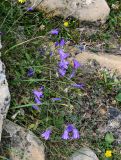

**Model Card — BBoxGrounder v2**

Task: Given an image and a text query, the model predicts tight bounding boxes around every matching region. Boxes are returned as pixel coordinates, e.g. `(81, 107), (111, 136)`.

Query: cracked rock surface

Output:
(30, 0), (110, 23)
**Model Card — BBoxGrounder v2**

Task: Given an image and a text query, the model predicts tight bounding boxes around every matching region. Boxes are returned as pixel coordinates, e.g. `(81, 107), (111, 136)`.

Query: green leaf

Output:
(105, 132), (115, 144)
(116, 93), (121, 102)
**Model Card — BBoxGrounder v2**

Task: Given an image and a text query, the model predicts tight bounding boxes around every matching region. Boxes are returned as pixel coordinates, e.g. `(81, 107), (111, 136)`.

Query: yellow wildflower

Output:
(105, 150), (112, 158)
(64, 21), (69, 27)
(18, 0), (26, 3)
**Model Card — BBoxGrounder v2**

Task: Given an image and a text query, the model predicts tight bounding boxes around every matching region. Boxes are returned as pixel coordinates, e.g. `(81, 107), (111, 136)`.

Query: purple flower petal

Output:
(71, 83), (84, 89)
(58, 60), (69, 70)
(66, 124), (74, 132)
(27, 7), (33, 11)
(50, 29), (59, 35)
(55, 41), (59, 47)
(58, 68), (66, 77)
(52, 98), (61, 102)
(70, 69), (76, 79)
(50, 51), (53, 57)
(62, 130), (69, 140)
(72, 128), (80, 139)
(58, 49), (69, 60)
(33, 90), (43, 99)
(73, 59), (81, 69)
(32, 105), (39, 110)
(34, 97), (42, 105)
(41, 129), (52, 140)
(27, 68), (34, 77)
(60, 38), (65, 47)
(40, 86), (44, 91)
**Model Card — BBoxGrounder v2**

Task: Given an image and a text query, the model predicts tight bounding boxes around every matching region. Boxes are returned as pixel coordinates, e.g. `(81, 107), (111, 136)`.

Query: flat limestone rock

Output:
(0, 37), (10, 141)
(2, 119), (45, 160)
(69, 147), (99, 160)
(30, 0), (110, 23)
(74, 52), (121, 75)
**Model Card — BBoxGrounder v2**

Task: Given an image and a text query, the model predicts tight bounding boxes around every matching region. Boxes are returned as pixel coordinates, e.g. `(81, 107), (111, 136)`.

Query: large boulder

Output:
(30, 0), (110, 23)
(1, 119), (45, 160)
(0, 36), (10, 141)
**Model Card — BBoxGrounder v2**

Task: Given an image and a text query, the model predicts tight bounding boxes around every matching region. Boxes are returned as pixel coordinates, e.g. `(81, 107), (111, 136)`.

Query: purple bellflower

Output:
(32, 86), (44, 110)
(73, 59), (81, 69)
(72, 128), (80, 139)
(62, 124), (80, 140)
(70, 69), (76, 79)
(50, 51), (53, 57)
(27, 68), (34, 77)
(27, 7), (33, 11)
(34, 97), (42, 105)
(62, 129), (69, 140)
(41, 129), (52, 140)
(60, 38), (65, 47)
(33, 90), (43, 99)
(58, 60), (69, 70)
(58, 49), (69, 60)
(32, 105), (39, 110)
(58, 68), (66, 77)
(55, 41), (59, 47)
(50, 29), (59, 35)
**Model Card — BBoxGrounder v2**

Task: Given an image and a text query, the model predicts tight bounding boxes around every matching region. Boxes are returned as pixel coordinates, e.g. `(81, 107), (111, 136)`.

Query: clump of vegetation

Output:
(0, 0), (121, 159)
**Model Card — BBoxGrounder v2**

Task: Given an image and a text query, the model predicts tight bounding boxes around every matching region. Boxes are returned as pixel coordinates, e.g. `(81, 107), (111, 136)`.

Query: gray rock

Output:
(30, 0), (110, 23)
(2, 119), (45, 160)
(98, 107), (121, 144)
(0, 38), (10, 141)
(69, 147), (99, 160)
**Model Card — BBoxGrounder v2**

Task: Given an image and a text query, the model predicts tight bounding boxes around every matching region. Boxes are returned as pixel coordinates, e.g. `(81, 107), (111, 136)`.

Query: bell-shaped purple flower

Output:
(70, 69), (76, 79)
(27, 7), (33, 11)
(27, 68), (34, 77)
(72, 128), (80, 139)
(55, 41), (59, 47)
(62, 129), (69, 140)
(58, 60), (69, 70)
(32, 86), (44, 110)
(58, 68), (66, 77)
(73, 59), (81, 69)
(41, 129), (52, 140)
(50, 51), (53, 57)
(33, 90), (43, 99)
(35, 97), (42, 105)
(50, 29), (59, 35)
(32, 105), (39, 110)
(58, 49), (69, 60)
(60, 38), (65, 47)
(62, 124), (80, 140)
